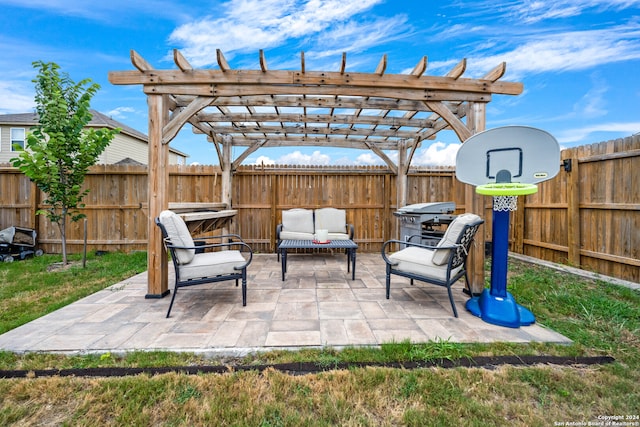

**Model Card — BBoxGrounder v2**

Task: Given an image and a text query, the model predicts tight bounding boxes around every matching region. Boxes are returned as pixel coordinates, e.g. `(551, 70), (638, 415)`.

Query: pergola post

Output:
(466, 102), (487, 295)
(397, 140), (408, 209)
(221, 135), (233, 234)
(145, 94), (170, 298)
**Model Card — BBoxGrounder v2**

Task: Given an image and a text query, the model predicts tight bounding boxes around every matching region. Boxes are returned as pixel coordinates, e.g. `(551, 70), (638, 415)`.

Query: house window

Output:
(11, 128), (25, 151)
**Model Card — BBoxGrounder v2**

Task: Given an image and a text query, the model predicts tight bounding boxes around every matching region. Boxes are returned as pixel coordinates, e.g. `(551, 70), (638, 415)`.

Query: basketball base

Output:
(466, 289), (536, 328)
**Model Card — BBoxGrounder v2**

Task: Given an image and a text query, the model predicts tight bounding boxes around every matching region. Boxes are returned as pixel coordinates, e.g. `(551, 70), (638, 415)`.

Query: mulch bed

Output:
(0, 355), (615, 378)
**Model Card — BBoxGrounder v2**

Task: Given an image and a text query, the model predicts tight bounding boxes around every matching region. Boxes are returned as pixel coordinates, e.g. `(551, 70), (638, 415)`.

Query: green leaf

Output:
(13, 61), (118, 263)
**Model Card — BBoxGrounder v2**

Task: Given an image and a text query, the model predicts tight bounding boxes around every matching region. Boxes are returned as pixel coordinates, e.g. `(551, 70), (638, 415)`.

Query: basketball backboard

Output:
(455, 126), (560, 186)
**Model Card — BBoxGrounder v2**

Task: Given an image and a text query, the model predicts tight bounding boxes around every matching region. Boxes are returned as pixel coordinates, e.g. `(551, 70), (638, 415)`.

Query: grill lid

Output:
(396, 202), (455, 214)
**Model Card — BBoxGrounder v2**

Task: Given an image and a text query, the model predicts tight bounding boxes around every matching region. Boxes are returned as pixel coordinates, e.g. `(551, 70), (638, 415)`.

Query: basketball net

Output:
(493, 195), (518, 212)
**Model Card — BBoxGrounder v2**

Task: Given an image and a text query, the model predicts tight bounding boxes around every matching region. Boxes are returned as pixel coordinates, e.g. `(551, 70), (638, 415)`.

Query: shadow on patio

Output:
(0, 253), (570, 355)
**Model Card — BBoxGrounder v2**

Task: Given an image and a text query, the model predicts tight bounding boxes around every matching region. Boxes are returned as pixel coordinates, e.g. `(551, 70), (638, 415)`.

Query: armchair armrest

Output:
(404, 231), (444, 243)
(165, 234), (253, 268)
(381, 239), (459, 265)
(347, 223), (354, 240)
(193, 233), (248, 245)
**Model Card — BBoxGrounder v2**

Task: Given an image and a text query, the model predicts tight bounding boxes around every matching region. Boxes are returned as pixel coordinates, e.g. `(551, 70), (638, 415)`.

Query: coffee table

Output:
(278, 239), (358, 281)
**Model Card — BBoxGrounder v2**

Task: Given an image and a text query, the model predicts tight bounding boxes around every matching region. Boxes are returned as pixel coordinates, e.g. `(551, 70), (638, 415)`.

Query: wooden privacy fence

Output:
(519, 135), (639, 283)
(0, 136), (637, 283)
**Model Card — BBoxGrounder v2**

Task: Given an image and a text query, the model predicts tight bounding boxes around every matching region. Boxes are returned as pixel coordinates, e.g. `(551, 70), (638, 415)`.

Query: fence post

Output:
(567, 154), (581, 267)
(30, 180), (38, 234)
(270, 173), (277, 252)
(384, 173), (392, 242)
(512, 195), (525, 253)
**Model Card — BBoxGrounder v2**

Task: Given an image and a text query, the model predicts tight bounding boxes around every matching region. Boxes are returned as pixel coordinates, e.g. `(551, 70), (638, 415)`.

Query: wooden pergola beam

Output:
(375, 54), (387, 76)
(162, 96), (215, 144)
(410, 56), (427, 77)
(232, 140), (267, 170)
(363, 140), (398, 174)
(139, 84), (497, 102)
(174, 95), (464, 112)
(173, 49), (193, 71)
(110, 70), (523, 97)
(216, 49), (231, 71)
(201, 124), (427, 139)
(212, 135), (403, 150)
(196, 112), (437, 128)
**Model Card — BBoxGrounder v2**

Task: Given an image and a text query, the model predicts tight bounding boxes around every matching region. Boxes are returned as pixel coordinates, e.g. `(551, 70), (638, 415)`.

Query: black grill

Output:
(393, 202), (456, 245)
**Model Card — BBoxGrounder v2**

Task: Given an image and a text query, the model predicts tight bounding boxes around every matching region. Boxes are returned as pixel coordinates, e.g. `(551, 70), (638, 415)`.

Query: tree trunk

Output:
(60, 210), (68, 265)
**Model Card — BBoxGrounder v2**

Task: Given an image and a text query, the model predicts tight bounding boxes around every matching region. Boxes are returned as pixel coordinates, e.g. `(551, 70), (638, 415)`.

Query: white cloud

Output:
(412, 142), (461, 166)
(307, 15), (410, 58)
(0, 81), (34, 113)
(253, 142), (462, 166)
(574, 75), (609, 118)
(0, 0), (192, 23)
(168, 0), (403, 66)
(253, 155), (276, 165)
(354, 153), (383, 165)
(555, 122), (640, 143)
(278, 150), (331, 165)
(508, 0), (640, 24)
(106, 106), (136, 119)
(470, 23), (640, 77)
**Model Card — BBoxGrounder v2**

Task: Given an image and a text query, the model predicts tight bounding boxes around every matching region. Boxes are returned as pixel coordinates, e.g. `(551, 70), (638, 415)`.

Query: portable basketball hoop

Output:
(456, 126), (560, 328)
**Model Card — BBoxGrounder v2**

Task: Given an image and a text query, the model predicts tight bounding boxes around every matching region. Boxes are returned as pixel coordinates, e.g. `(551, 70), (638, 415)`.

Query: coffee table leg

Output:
(346, 250), (350, 273)
(351, 249), (357, 280)
(281, 248), (287, 281)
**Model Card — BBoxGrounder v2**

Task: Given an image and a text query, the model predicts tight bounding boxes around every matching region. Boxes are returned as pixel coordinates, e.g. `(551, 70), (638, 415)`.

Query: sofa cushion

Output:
(432, 213), (481, 266)
(179, 250), (247, 281)
(389, 246), (463, 281)
(282, 209), (314, 234)
(327, 232), (350, 240)
(159, 210), (195, 265)
(314, 208), (346, 233)
(279, 230), (315, 240)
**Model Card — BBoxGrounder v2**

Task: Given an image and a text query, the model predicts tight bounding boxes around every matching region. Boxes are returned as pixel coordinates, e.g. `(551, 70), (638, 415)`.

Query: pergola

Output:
(108, 49), (523, 298)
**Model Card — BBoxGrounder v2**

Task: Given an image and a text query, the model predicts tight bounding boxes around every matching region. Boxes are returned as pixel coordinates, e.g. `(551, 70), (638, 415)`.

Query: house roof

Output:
(0, 110), (188, 158)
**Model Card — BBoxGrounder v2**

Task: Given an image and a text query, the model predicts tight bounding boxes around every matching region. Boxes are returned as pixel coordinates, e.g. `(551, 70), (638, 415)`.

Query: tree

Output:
(11, 61), (119, 264)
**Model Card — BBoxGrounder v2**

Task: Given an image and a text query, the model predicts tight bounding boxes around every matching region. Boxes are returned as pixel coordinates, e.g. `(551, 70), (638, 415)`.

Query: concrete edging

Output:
(508, 252), (639, 291)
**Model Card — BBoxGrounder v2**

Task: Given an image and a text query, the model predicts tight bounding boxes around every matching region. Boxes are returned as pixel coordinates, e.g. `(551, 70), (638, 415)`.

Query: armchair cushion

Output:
(180, 250), (248, 281)
(389, 246), (463, 282)
(432, 213), (482, 265)
(326, 231), (351, 241)
(159, 210), (195, 264)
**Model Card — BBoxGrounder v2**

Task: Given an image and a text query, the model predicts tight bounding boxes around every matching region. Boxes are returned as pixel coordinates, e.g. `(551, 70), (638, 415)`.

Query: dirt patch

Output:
(0, 355), (615, 378)
(46, 261), (82, 272)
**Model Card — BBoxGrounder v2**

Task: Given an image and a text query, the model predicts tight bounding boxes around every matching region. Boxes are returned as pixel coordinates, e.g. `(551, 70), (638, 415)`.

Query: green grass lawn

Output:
(0, 251), (638, 426)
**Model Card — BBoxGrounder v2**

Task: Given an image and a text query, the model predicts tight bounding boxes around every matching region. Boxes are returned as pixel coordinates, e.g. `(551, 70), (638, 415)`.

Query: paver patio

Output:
(0, 253), (571, 356)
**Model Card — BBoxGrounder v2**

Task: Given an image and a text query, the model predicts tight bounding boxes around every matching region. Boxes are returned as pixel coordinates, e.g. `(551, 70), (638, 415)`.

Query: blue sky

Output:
(1, 0), (639, 166)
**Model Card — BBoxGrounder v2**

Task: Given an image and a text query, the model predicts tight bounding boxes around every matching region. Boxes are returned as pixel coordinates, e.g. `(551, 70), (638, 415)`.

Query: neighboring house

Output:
(0, 110), (188, 165)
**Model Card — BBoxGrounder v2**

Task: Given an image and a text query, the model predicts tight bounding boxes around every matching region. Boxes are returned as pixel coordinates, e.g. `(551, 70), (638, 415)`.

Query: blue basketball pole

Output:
(465, 197), (536, 328)
(490, 208), (510, 298)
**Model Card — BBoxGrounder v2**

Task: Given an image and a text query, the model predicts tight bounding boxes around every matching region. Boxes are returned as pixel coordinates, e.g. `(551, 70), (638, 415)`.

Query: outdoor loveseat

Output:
(155, 210), (253, 318)
(276, 208), (354, 242)
(381, 213), (484, 317)
(276, 208), (354, 258)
